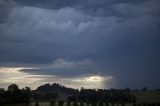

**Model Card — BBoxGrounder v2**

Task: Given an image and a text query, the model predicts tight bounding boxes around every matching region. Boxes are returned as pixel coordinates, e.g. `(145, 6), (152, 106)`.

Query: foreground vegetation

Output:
(3, 102), (160, 106)
(0, 83), (160, 106)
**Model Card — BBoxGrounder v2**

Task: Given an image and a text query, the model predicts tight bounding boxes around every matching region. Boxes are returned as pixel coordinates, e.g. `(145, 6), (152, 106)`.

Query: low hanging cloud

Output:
(0, 0), (160, 89)
(0, 65), (114, 89)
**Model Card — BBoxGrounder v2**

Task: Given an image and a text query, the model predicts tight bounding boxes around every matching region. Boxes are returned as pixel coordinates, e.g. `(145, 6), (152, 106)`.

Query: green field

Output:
(132, 91), (160, 103)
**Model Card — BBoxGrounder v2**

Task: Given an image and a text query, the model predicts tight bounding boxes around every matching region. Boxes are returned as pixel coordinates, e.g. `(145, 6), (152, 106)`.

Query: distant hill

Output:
(33, 83), (137, 102)
(33, 83), (160, 102)
(35, 83), (78, 95)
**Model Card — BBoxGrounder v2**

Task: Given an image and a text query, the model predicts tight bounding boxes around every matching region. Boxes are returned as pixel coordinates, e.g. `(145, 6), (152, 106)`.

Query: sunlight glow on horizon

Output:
(0, 67), (114, 90)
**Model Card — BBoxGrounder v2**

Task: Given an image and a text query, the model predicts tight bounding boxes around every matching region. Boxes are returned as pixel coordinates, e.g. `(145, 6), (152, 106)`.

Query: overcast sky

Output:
(0, 0), (160, 89)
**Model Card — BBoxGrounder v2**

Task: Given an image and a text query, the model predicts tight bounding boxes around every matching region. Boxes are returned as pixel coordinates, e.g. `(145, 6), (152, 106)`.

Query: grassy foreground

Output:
(132, 91), (160, 103)
(30, 102), (134, 106)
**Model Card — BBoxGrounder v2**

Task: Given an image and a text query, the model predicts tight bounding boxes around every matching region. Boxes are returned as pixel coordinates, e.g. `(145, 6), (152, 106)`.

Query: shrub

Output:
(148, 103), (151, 106)
(86, 102), (90, 106)
(152, 103), (156, 106)
(50, 100), (56, 106)
(73, 102), (78, 106)
(138, 103), (142, 106)
(157, 103), (160, 106)
(80, 102), (84, 106)
(133, 103), (137, 106)
(35, 101), (39, 106)
(105, 102), (109, 106)
(111, 102), (115, 106)
(143, 103), (146, 106)
(67, 101), (71, 106)
(91, 102), (97, 106)
(121, 103), (125, 106)
(58, 100), (64, 106)
(99, 102), (103, 106)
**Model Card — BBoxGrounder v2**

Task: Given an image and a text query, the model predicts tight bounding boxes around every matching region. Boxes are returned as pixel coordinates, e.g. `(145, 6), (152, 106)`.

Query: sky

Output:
(0, 0), (160, 90)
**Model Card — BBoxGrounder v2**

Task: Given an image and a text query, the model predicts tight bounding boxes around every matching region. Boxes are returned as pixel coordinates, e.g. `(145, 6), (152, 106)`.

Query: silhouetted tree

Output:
(91, 102), (97, 106)
(125, 87), (131, 92)
(105, 102), (109, 106)
(86, 102), (90, 106)
(138, 103), (142, 106)
(152, 103), (156, 106)
(117, 103), (120, 106)
(58, 100), (64, 106)
(7, 84), (22, 104)
(143, 103), (146, 106)
(80, 102), (84, 106)
(157, 103), (160, 106)
(121, 103), (125, 106)
(22, 87), (31, 106)
(111, 102), (115, 106)
(35, 101), (39, 106)
(133, 103), (137, 106)
(73, 102), (78, 106)
(68, 95), (76, 102)
(142, 87), (148, 91)
(148, 103), (151, 106)
(0, 88), (5, 105)
(50, 99), (56, 106)
(8, 84), (19, 92)
(99, 102), (103, 106)
(67, 101), (71, 106)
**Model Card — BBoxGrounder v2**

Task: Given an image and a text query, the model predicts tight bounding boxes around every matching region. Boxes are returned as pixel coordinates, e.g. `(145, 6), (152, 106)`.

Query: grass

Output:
(131, 91), (160, 103)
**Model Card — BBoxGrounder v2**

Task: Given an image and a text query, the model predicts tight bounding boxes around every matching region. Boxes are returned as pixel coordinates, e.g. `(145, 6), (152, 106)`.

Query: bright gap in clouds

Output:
(0, 67), (114, 90)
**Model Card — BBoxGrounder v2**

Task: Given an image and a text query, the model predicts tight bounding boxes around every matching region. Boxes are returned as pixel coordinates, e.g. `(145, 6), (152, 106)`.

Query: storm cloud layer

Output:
(0, 0), (160, 89)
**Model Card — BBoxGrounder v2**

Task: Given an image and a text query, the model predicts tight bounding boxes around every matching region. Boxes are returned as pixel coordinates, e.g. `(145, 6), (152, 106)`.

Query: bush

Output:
(157, 103), (160, 106)
(35, 101), (39, 106)
(50, 100), (56, 106)
(138, 103), (142, 106)
(99, 102), (103, 106)
(86, 102), (90, 106)
(133, 103), (137, 106)
(121, 103), (125, 106)
(91, 102), (97, 106)
(58, 100), (64, 106)
(80, 102), (84, 106)
(73, 102), (78, 106)
(152, 103), (156, 106)
(143, 103), (146, 106)
(148, 103), (151, 106)
(105, 102), (109, 106)
(111, 103), (115, 106)
(67, 101), (71, 106)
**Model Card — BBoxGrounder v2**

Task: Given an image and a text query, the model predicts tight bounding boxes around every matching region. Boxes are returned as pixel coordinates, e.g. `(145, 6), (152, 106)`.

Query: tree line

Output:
(0, 84), (31, 106)
(33, 83), (137, 103)
(1, 83), (158, 106)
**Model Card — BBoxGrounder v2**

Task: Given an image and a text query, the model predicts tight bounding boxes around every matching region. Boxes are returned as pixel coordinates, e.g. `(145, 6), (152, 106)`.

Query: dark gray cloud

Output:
(14, 0), (159, 17)
(0, 0), (16, 23)
(0, 0), (160, 89)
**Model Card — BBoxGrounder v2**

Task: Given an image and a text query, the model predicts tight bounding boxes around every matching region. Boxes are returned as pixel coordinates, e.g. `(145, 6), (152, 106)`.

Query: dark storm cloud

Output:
(0, 0), (15, 23)
(0, 0), (160, 88)
(14, 0), (158, 17)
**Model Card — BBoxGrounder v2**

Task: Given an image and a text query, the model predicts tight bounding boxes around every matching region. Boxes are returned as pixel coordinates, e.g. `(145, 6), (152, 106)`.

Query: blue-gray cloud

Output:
(0, 0), (160, 89)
